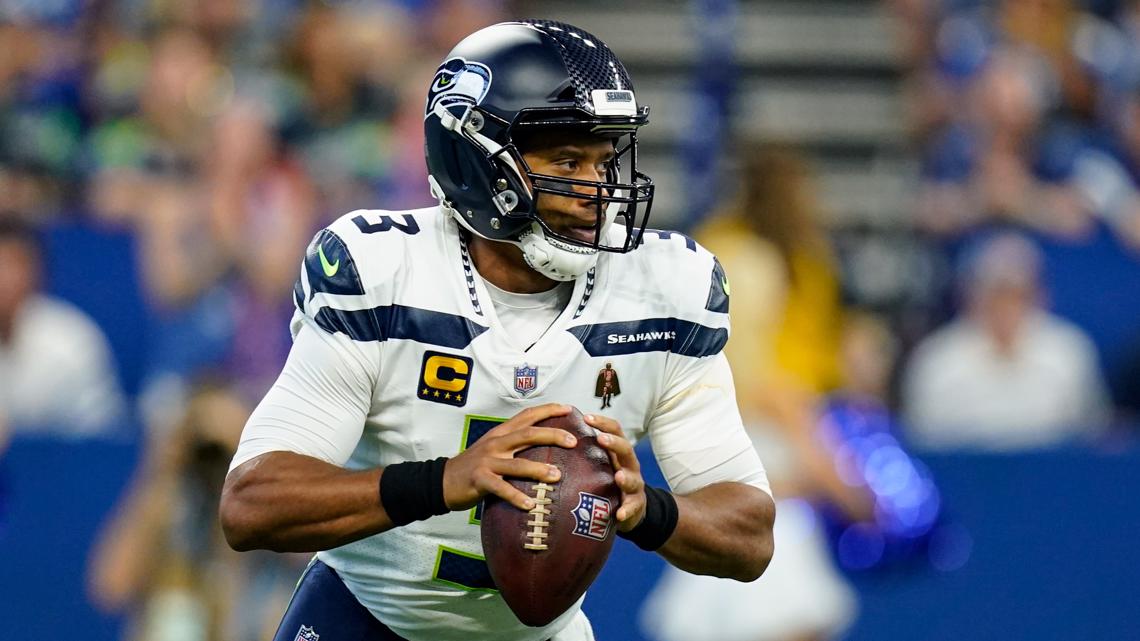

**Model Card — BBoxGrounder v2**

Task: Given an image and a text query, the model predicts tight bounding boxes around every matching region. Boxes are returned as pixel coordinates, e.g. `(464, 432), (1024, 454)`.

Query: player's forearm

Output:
(657, 482), (775, 582)
(220, 451), (394, 552)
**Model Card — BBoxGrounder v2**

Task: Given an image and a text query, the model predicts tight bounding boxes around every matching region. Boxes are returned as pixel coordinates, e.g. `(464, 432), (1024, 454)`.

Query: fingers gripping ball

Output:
(480, 407), (620, 627)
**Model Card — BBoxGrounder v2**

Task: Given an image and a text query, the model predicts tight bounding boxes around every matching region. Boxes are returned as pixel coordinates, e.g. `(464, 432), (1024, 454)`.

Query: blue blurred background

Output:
(1, 0), (1139, 640)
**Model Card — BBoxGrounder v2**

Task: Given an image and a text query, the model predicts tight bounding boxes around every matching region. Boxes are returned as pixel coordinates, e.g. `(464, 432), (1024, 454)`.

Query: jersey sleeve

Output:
(230, 217), (394, 470)
(229, 316), (380, 470)
(648, 352), (771, 496)
(644, 243), (771, 496)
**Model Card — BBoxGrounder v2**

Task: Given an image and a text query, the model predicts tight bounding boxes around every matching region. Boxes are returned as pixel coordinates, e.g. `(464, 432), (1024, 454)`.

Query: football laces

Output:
(523, 482), (556, 551)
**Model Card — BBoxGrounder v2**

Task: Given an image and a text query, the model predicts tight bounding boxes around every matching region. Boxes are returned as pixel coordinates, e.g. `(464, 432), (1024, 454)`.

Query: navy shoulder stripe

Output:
(314, 304), (487, 349)
(302, 229), (365, 301)
(705, 256), (730, 314)
(293, 279), (306, 313)
(567, 318), (726, 358)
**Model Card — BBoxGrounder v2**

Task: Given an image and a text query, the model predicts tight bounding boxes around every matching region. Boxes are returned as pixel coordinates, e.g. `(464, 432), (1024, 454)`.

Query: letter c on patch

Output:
(424, 355), (469, 391)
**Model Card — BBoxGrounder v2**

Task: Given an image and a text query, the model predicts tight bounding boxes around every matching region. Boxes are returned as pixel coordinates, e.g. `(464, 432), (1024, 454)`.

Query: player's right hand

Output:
(442, 403), (577, 512)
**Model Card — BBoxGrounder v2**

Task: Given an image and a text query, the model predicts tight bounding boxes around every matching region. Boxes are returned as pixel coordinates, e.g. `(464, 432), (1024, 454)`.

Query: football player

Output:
(221, 19), (774, 641)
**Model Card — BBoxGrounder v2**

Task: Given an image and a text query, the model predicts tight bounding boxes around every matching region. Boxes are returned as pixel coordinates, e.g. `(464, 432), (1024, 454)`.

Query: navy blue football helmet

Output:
(424, 20), (654, 280)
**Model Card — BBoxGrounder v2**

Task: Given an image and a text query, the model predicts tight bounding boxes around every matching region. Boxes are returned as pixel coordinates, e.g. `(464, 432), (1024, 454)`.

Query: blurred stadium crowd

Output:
(892, 0), (1140, 432)
(1, 0), (1139, 640)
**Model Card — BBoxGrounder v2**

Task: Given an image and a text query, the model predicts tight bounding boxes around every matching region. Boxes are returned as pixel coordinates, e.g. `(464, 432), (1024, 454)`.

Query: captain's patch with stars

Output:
(418, 351), (473, 407)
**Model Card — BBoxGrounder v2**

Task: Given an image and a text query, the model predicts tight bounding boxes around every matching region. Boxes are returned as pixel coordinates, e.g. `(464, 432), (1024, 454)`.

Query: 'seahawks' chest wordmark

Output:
(606, 330), (677, 345)
(568, 319), (726, 358)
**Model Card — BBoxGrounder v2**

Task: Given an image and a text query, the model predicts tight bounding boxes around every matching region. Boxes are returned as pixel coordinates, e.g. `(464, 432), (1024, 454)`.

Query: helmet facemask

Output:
(452, 106), (655, 280)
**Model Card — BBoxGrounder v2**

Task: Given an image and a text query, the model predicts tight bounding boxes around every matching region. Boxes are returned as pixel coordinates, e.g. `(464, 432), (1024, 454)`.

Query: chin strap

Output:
(513, 198), (622, 281)
(514, 223), (600, 281)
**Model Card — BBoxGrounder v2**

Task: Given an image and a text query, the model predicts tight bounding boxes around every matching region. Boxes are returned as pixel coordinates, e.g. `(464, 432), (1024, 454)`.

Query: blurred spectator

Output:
(1000, 0), (1095, 120)
(0, 216), (125, 435)
(640, 145), (867, 641)
(1068, 81), (1140, 250)
(205, 100), (316, 400)
(902, 231), (1111, 450)
(89, 380), (302, 641)
(279, 3), (410, 219)
(87, 26), (225, 305)
(833, 311), (899, 405)
(0, 20), (86, 220)
(693, 145), (862, 517)
(697, 144), (843, 395)
(916, 47), (1099, 239)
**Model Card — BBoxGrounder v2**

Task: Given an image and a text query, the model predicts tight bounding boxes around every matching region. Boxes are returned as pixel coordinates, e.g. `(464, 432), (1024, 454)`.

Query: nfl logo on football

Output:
(572, 492), (612, 541)
(294, 625), (319, 641)
(514, 364), (537, 395)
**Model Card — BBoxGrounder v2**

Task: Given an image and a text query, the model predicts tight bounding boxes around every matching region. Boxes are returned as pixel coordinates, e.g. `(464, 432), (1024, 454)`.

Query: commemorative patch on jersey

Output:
(572, 492), (613, 541)
(418, 351), (473, 407)
(514, 364), (538, 395)
(594, 362), (621, 409)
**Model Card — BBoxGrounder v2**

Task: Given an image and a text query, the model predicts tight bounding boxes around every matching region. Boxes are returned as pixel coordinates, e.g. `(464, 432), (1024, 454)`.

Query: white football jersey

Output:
(231, 206), (769, 641)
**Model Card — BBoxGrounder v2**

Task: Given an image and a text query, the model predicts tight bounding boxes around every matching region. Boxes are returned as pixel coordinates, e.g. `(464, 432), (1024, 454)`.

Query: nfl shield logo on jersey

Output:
(514, 364), (538, 395)
(572, 492), (613, 541)
(294, 625), (319, 641)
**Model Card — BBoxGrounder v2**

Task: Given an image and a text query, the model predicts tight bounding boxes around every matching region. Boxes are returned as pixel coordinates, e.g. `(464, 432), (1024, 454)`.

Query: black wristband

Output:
(617, 485), (679, 551)
(379, 457), (450, 526)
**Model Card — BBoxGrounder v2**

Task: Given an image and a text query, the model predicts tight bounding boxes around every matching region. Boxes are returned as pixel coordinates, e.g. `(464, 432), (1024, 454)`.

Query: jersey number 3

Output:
(432, 415), (505, 592)
(352, 212), (420, 235)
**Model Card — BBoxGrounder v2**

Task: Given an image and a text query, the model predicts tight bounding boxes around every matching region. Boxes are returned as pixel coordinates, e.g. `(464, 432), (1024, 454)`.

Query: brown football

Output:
(480, 407), (620, 627)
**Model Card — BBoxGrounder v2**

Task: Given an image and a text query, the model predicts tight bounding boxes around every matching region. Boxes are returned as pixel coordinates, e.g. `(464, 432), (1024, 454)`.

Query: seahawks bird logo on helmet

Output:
(426, 57), (492, 121)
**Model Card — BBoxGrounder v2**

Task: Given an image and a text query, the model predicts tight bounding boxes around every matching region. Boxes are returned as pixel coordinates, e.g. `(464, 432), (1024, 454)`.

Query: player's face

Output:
(519, 132), (616, 245)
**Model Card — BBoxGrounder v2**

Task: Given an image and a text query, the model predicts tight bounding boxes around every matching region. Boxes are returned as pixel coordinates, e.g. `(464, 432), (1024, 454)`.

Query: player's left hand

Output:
(584, 413), (645, 532)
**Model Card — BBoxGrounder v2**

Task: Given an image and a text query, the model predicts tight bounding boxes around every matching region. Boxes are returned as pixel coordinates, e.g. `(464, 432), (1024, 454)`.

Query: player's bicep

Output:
(648, 353), (771, 497)
(230, 317), (379, 470)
